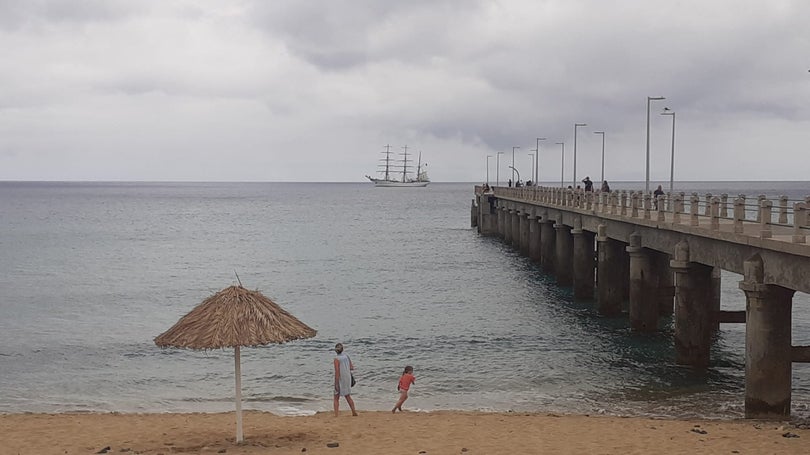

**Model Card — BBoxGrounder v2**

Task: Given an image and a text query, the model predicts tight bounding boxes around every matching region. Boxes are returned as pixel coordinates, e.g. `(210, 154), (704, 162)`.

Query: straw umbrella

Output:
(154, 284), (316, 443)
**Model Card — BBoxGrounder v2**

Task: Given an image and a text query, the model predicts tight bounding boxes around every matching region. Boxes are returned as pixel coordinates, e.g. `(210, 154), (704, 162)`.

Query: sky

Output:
(1, 0), (809, 183)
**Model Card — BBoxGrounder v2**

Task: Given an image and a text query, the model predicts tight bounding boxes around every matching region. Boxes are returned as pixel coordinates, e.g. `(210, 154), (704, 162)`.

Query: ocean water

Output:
(0, 181), (809, 419)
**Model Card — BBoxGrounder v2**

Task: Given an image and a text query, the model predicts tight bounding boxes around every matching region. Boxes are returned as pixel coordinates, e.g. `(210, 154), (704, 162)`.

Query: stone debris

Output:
(782, 432), (800, 438)
(96, 447), (111, 454)
(690, 428), (707, 435)
(326, 442), (340, 448)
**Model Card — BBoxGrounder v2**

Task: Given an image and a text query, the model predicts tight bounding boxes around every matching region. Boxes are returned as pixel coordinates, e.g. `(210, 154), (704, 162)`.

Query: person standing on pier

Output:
(601, 180), (611, 192)
(653, 185), (665, 209)
(582, 176), (593, 192)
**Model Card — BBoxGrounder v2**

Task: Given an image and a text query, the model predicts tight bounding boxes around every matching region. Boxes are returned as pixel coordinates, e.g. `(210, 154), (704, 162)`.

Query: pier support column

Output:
(670, 241), (713, 367)
(572, 217), (595, 300)
(626, 232), (658, 332)
(739, 254), (795, 419)
(596, 225), (626, 316)
(504, 208), (514, 244)
(711, 267), (722, 332)
(497, 205), (505, 238)
(554, 223), (573, 286)
(653, 251), (675, 316)
(528, 213), (541, 262)
(511, 209), (521, 248)
(519, 212), (530, 255)
(540, 219), (556, 273)
(478, 195), (498, 235)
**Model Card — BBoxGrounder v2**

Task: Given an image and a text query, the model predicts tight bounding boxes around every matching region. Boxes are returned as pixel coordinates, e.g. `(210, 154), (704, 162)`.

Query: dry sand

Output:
(1, 410), (809, 455)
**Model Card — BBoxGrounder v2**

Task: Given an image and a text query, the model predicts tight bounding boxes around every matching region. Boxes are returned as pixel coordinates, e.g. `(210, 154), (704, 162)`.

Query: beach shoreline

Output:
(2, 410), (810, 455)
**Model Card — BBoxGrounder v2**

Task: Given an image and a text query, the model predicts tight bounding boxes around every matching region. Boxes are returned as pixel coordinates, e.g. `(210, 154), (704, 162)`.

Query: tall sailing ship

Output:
(365, 145), (430, 187)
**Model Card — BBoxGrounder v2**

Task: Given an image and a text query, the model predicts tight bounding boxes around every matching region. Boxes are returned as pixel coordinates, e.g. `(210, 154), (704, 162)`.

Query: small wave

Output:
(250, 396), (315, 403)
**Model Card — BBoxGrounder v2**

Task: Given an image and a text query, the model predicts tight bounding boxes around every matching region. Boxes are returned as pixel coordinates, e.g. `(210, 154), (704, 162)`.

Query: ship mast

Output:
(400, 145), (410, 183)
(380, 144), (392, 180)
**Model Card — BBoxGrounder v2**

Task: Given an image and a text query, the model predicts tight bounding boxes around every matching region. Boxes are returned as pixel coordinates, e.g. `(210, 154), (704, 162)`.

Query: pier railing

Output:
(477, 186), (809, 244)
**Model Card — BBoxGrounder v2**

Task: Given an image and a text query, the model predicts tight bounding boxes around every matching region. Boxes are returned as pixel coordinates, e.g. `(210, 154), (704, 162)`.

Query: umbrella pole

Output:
(234, 346), (243, 443)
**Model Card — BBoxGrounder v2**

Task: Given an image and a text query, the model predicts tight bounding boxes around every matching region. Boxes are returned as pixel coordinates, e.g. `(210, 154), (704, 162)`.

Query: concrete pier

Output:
(472, 184), (810, 419)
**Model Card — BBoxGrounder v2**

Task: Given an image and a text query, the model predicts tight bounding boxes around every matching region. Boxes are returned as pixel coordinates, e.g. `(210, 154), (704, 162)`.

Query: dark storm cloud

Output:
(0, 0), (141, 30)
(247, 0), (485, 71)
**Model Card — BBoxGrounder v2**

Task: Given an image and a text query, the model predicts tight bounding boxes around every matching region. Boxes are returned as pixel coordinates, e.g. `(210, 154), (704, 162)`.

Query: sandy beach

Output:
(2, 411), (809, 455)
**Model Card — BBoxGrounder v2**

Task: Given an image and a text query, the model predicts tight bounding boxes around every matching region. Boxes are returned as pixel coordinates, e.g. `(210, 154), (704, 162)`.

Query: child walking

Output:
(392, 365), (415, 413)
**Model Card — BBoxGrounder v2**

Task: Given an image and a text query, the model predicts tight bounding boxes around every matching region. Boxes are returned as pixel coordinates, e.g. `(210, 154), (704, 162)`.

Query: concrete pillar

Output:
(572, 217), (595, 300)
(670, 241), (714, 367)
(596, 225), (626, 316)
(554, 223), (573, 286)
(739, 254), (795, 419)
(504, 208), (513, 244)
(540, 219), (556, 272)
(626, 232), (658, 332)
(478, 194), (498, 235)
(711, 267), (722, 332)
(519, 212), (530, 255)
(497, 206), (505, 238)
(528, 214), (541, 262)
(653, 250), (674, 316)
(471, 198), (478, 228)
(511, 209), (521, 248)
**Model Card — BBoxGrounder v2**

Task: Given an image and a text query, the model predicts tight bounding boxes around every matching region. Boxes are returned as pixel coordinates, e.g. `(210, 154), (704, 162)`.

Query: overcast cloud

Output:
(1, 0), (809, 182)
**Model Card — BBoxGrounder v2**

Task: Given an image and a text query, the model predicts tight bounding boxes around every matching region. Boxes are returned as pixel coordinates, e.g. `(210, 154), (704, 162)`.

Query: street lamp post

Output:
(486, 155), (493, 185)
(528, 153), (535, 184)
(534, 137), (546, 186)
(511, 146), (520, 184)
(593, 131), (605, 184)
(508, 166), (520, 184)
(573, 123), (586, 187)
(646, 96), (666, 193)
(496, 151), (504, 187)
(556, 142), (565, 188)
(661, 108), (676, 196)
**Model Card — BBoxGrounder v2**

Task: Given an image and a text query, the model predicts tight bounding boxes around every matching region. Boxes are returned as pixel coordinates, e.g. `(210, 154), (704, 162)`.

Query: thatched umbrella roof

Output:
(154, 284), (316, 443)
(155, 285), (316, 349)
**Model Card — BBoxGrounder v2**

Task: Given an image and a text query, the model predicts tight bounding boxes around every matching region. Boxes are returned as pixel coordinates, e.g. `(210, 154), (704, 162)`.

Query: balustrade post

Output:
(610, 192), (618, 215)
(720, 194), (729, 218)
(666, 191), (672, 212)
(710, 197), (720, 231)
(643, 193), (652, 220)
(620, 191), (628, 216)
(657, 196), (666, 222)
(778, 195), (788, 224)
(756, 195), (766, 222)
(703, 193), (712, 216)
(631, 192), (640, 218)
(690, 193), (700, 226)
(673, 193), (683, 223)
(793, 202), (807, 243)
(759, 199), (773, 239)
(733, 197), (745, 234)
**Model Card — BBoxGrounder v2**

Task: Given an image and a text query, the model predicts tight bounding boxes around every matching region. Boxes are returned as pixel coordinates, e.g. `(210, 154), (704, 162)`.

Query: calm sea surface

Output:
(1, 181), (809, 419)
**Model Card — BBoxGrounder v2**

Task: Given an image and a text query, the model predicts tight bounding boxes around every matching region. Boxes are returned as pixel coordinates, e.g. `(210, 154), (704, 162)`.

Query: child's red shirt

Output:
(398, 373), (416, 391)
